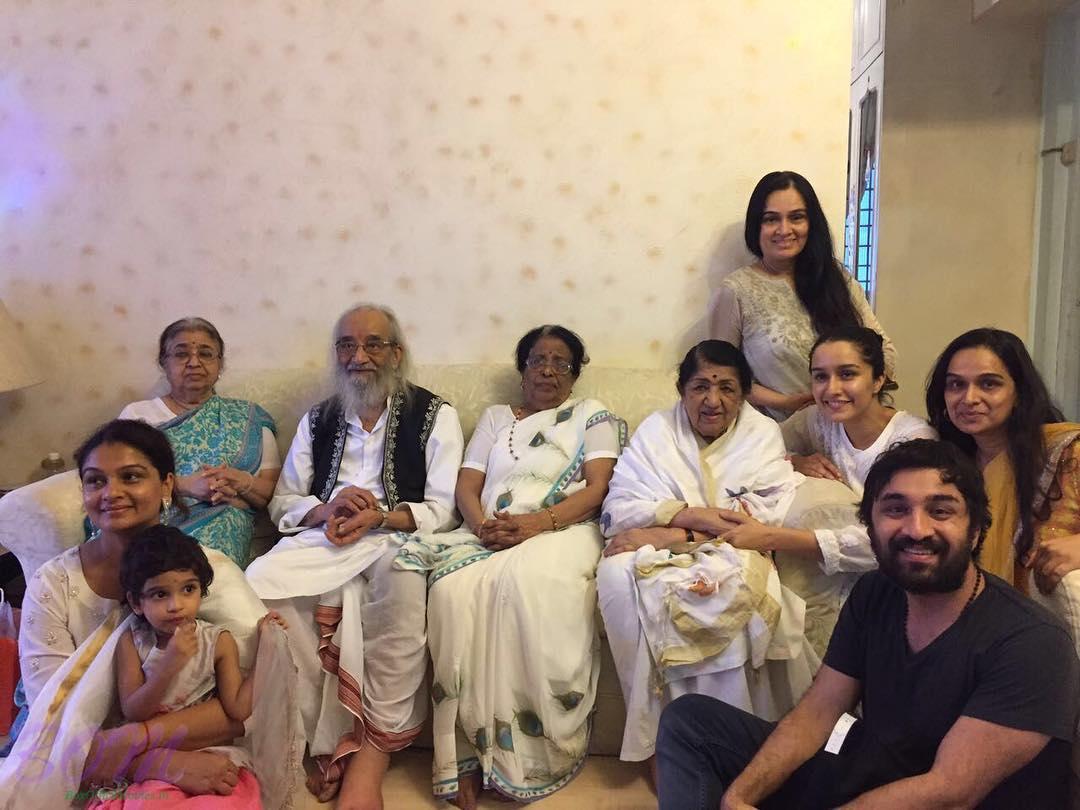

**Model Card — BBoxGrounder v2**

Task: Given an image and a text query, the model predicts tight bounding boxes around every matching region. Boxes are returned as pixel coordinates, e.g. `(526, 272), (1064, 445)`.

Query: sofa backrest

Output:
(218, 363), (680, 452)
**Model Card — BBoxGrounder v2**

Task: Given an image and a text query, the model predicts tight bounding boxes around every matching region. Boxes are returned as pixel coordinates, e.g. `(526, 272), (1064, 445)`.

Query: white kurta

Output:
(709, 265), (897, 420)
(245, 395), (463, 766)
(597, 401), (816, 762)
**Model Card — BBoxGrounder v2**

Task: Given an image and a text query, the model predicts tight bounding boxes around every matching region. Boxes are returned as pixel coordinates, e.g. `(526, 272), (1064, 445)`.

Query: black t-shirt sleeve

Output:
(964, 619), (1078, 742)
(822, 573), (874, 681)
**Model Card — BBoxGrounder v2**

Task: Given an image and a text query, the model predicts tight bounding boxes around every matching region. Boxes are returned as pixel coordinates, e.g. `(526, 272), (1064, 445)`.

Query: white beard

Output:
(334, 364), (397, 414)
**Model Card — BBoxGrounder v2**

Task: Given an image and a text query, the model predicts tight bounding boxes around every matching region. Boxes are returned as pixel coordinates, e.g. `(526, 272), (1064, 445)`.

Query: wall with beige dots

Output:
(0, 0), (854, 483)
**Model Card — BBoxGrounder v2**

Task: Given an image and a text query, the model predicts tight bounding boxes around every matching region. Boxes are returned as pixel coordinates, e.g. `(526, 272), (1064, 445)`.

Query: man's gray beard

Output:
(335, 365), (397, 413)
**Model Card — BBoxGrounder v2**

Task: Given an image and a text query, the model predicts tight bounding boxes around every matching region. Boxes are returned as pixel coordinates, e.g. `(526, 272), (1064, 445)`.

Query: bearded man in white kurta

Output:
(246, 304), (463, 810)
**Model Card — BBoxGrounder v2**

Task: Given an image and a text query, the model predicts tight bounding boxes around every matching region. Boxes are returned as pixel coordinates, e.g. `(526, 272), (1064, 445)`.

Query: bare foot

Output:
(131, 749), (240, 795)
(447, 769), (482, 810)
(304, 754), (343, 803)
(336, 740), (390, 810)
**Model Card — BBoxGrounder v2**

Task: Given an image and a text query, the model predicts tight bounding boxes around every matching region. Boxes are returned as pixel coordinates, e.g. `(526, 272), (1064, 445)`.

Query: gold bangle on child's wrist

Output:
(545, 507), (561, 531)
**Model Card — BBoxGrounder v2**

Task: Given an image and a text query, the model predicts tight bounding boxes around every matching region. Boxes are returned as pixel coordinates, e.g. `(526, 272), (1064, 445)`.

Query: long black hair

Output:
(926, 328), (1064, 558)
(744, 171), (862, 336)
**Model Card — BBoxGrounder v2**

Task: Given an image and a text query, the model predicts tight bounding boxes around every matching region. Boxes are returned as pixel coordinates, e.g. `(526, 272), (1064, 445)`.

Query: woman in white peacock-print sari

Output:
(396, 325), (625, 808)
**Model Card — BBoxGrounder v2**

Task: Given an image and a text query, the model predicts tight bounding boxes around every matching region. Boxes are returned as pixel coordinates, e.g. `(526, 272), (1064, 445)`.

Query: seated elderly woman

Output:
(596, 340), (816, 770)
(396, 325), (625, 808)
(0, 420), (299, 809)
(119, 317), (279, 567)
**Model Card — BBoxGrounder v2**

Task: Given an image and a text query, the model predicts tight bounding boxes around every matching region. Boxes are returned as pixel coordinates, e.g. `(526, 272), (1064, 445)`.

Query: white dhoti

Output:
(247, 530), (428, 774)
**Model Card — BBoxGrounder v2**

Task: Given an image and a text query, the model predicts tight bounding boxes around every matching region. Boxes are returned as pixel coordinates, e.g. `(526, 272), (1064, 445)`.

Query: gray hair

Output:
(157, 317), (225, 368)
(333, 303), (412, 398)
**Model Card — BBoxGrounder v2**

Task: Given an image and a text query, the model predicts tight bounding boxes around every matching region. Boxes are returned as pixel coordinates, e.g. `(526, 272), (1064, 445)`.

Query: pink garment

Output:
(86, 768), (261, 809)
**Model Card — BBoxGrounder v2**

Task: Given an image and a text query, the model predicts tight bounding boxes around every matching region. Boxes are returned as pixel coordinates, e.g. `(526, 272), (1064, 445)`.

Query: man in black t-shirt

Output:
(656, 439), (1078, 810)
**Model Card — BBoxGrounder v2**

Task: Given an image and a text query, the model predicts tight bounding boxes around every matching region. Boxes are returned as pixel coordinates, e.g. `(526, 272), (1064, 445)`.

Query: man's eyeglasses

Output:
(335, 338), (398, 358)
(525, 356), (573, 375)
(164, 347), (221, 363)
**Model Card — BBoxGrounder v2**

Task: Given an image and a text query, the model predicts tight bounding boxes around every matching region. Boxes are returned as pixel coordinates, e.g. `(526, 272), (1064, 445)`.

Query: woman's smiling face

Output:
(810, 339), (884, 424)
(681, 361), (744, 440)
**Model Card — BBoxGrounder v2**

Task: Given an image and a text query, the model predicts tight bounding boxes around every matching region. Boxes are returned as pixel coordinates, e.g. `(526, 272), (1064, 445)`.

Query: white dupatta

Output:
(601, 400), (799, 536)
(0, 549), (302, 810)
(601, 401), (808, 681)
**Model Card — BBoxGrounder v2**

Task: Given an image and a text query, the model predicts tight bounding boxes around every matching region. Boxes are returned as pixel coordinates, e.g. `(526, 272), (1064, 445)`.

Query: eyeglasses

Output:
(525, 356), (573, 375)
(164, 347), (221, 363)
(335, 338), (398, 358)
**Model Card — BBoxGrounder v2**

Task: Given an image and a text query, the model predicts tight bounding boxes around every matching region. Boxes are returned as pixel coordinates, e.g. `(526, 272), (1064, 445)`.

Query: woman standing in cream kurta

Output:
(710, 171), (896, 420)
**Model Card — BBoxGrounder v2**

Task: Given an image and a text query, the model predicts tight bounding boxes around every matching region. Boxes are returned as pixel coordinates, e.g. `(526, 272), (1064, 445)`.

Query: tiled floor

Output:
(297, 750), (656, 809)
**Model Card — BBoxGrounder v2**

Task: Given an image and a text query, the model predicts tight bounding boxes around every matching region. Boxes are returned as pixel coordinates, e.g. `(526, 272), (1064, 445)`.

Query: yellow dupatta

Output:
(981, 423), (1080, 589)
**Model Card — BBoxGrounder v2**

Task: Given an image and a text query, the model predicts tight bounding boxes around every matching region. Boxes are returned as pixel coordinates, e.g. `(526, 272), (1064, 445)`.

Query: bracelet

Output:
(374, 509), (387, 529)
(545, 507), (562, 531)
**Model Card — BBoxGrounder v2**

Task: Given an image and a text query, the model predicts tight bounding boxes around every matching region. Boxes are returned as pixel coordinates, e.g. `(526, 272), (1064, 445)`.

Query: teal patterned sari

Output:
(162, 395), (276, 567)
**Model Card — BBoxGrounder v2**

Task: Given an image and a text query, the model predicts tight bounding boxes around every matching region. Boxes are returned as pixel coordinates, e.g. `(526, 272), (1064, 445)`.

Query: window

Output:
(845, 87), (879, 300)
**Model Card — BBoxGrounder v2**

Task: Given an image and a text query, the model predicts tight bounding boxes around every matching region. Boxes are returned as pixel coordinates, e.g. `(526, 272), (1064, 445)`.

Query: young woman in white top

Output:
(702, 327), (929, 557)
(715, 326), (935, 655)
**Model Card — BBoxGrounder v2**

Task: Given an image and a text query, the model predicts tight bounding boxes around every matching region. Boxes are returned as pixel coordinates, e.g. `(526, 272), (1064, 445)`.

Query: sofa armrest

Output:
(0, 471), (85, 580)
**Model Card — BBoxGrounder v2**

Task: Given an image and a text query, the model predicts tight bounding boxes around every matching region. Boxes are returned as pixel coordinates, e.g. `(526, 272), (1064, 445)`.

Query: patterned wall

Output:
(0, 0), (852, 482)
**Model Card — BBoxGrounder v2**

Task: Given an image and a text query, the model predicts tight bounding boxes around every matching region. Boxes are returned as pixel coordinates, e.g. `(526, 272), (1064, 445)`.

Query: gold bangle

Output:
(237, 473), (255, 496)
(545, 507), (561, 531)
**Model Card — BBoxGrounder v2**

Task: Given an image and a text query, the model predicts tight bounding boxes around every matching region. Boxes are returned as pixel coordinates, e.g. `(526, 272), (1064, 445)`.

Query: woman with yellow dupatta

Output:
(926, 328), (1080, 603)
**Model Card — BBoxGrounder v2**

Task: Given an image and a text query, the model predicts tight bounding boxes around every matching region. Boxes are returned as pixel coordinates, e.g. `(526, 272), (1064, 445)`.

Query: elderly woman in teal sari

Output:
(397, 325), (626, 809)
(119, 317), (279, 567)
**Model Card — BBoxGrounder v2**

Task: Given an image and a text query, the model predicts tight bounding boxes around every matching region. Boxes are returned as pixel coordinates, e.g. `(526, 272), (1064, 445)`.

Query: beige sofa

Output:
(0, 362), (681, 759)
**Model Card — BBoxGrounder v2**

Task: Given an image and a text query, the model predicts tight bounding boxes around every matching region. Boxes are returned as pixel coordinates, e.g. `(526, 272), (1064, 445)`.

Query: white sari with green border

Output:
(397, 397), (625, 803)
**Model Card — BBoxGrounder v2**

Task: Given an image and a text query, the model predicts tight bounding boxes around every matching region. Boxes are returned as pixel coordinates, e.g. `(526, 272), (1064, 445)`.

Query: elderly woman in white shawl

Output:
(596, 340), (818, 774)
(0, 420), (299, 810)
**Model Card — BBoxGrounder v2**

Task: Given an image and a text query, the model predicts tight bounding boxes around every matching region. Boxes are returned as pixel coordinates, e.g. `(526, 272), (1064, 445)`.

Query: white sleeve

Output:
(583, 410), (622, 462)
(462, 407), (499, 473)
(399, 404), (465, 533)
(257, 426), (281, 472)
(815, 525), (878, 575)
(19, 562), (77, 707)
(268, 413), (323, 533)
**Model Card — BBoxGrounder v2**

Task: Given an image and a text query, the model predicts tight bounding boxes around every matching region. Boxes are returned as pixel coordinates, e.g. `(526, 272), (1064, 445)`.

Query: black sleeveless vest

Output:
(308, 385), (447, 508)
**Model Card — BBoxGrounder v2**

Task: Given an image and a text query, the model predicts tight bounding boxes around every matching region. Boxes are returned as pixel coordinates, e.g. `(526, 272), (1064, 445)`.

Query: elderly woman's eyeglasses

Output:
(335, 338), (398, 358)
(525, 356), (573, 375)
(165, 347), (220, 363)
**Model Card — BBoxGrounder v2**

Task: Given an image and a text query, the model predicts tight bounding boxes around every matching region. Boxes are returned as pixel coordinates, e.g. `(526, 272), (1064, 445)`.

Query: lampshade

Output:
(0, 299), (44, 393)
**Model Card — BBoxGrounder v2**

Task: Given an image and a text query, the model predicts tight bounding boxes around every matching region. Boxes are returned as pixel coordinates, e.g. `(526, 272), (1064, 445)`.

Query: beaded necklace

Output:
(507, 406), (526, 461)
(904, 566), (983, 649)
